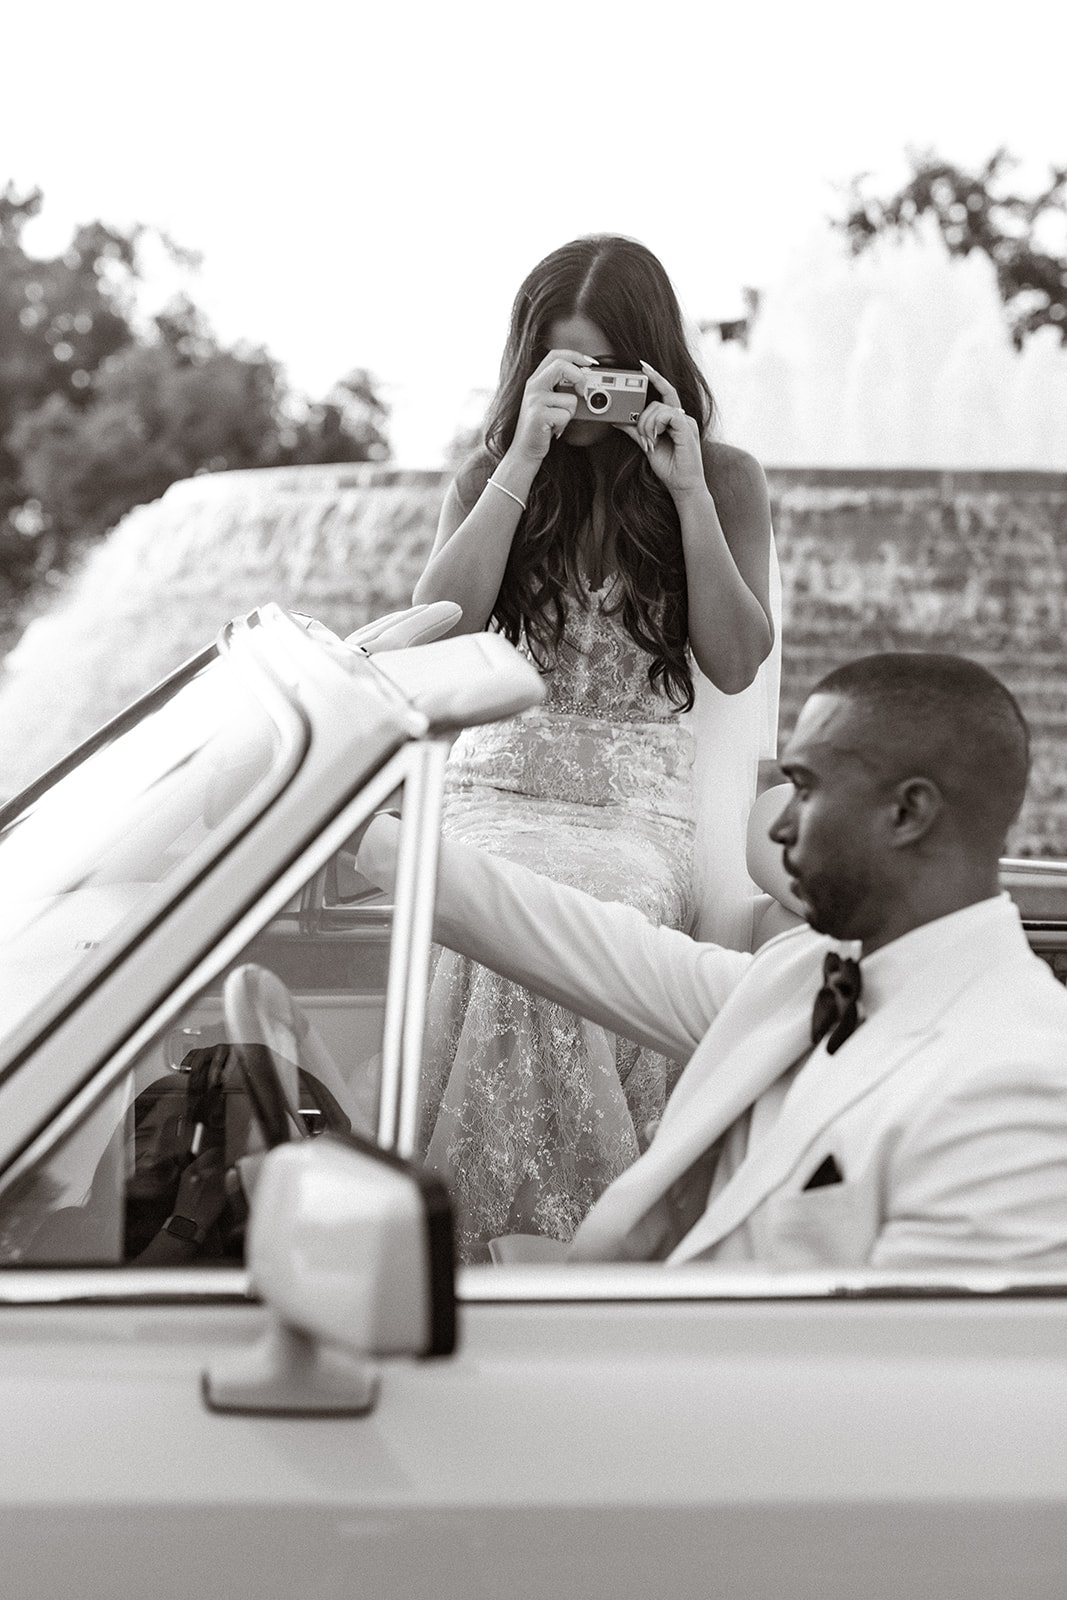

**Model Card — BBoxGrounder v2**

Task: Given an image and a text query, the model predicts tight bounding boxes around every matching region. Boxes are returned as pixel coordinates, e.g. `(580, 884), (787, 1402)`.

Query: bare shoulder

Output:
(695, 440), (773, 610)
(699, 441), (772, 581)
(701, 439), (770, 515)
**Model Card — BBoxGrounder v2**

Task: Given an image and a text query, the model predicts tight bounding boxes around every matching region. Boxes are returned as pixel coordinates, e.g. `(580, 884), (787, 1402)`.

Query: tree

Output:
(10, 338), (288, 543)
(276, 369), (390, 467)
(0, 184), (391, 626)
(836, 149), (1067, 348)
(0, 183), (143, 603)
(442, 386), (495, 469)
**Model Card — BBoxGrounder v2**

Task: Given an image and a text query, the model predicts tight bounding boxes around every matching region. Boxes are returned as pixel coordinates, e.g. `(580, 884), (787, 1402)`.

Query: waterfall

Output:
(0, 465), (446, 797)
(0, 463), (1064, 856)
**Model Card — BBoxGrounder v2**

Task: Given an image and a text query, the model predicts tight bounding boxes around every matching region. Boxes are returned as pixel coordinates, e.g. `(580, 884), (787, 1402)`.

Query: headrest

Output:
(345, 602), (462, 653)
(746, 784), (806, 917)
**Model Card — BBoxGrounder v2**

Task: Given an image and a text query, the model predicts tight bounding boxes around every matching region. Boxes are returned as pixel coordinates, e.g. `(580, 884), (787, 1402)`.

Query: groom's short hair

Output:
(813, 653), (1030, 850)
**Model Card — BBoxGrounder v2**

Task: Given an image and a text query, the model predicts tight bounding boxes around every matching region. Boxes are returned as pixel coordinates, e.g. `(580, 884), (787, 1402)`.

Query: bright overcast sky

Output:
(4, 0), (1065, 462)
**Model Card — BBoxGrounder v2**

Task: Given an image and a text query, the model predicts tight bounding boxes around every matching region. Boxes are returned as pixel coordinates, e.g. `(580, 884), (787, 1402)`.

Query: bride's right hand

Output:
(510, 349), (598, 465)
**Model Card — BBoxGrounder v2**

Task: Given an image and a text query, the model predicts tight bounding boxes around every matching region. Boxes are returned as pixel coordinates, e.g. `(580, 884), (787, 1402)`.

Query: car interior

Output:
(1, 769), (1064, 1272)
(0, 803), (399, 1269)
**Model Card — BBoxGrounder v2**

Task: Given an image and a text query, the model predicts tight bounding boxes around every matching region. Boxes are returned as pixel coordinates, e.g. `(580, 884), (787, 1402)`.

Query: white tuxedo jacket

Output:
(422, 828), (1067, 1271)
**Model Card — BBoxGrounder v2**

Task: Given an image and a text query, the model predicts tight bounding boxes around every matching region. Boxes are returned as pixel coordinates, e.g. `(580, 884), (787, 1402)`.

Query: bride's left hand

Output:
(617, 360), (706, 496)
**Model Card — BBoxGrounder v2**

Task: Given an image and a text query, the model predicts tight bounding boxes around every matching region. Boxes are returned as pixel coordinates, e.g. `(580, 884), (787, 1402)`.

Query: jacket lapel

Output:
(670, 901), (1033, 1264)
(571, 932), (827, 1260)
(668, 1014), (928, 1262)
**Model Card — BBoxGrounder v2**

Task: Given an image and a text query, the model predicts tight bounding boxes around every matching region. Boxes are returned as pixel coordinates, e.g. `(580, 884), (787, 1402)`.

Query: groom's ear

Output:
(886, 776), (943, 846)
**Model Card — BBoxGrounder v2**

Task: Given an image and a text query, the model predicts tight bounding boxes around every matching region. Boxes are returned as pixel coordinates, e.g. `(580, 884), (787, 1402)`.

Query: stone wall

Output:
(0, 463), (1064, 855)
(766, 471), (1067, 858)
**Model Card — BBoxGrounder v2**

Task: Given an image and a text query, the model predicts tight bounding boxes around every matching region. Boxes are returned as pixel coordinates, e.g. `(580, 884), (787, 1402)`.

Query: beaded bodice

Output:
(446, 580), (694, 824)
(525, 577), (679, 725)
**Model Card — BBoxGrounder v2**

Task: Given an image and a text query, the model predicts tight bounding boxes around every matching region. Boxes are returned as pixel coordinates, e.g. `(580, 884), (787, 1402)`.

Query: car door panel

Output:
(1, 1295), (1066, 1599)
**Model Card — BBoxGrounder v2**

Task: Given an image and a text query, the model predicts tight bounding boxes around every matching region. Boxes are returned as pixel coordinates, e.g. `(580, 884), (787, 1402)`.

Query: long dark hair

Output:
(471, 235), (715, 711)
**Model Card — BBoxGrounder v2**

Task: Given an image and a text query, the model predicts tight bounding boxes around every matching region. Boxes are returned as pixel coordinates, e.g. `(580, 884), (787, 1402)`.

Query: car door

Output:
(5, 1258), (1066, 1596)
(3, 757), (1067, 1600)
(0, 735), (475, 1599)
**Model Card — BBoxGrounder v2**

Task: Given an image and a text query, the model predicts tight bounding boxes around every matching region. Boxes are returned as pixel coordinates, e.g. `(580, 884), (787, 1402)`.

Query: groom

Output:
(361, 649), (1067, 1270)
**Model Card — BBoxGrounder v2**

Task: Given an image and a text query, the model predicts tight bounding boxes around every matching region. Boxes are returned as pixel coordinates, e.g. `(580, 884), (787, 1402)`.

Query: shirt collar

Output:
(839, 893), (1016, 1016)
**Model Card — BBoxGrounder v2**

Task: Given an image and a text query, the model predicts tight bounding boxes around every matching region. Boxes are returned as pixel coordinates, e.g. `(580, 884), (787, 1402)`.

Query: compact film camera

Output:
(559, 367), (651, 425)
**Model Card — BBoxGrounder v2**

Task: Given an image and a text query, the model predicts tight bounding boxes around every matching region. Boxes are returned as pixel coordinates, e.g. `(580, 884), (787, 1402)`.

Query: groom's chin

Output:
(796, 894), (834, 937)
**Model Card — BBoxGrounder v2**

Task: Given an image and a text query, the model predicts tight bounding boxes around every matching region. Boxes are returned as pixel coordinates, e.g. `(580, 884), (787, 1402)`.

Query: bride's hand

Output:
(511, 349), (597, 466)
(618, 360), (706, 496)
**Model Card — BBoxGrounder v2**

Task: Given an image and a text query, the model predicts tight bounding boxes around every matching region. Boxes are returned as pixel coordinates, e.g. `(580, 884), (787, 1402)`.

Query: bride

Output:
(412, 234), (781, 1260)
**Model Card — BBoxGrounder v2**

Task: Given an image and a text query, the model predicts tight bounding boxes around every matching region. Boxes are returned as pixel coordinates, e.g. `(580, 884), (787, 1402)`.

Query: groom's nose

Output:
(768, 796), (795, 845)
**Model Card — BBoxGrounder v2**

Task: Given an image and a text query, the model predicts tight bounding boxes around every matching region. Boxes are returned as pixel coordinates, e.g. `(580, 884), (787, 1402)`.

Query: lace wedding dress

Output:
(417, 576), (700, 1261)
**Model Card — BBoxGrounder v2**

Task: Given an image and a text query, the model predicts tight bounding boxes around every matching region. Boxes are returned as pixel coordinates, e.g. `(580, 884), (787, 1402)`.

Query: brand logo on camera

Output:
(559, 367), (650, 424)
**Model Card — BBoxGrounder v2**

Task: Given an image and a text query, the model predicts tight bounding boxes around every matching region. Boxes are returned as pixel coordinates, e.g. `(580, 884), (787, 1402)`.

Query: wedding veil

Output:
(684, 530), (783, 950)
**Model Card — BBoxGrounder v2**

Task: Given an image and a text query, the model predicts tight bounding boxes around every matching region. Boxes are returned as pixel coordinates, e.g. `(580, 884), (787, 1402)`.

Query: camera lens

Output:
(587, 389), (610, 413)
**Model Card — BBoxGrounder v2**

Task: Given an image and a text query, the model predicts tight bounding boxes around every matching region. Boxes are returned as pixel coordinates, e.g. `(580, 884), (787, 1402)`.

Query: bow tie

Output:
(811, 952), (863, 1055)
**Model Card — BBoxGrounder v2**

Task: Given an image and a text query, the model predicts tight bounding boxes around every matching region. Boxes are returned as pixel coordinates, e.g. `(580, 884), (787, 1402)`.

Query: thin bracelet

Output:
(486, 477), (527, 512)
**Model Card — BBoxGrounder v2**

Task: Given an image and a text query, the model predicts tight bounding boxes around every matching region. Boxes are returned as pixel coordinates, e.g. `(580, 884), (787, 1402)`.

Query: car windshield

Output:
(0, 653), (289, 1053)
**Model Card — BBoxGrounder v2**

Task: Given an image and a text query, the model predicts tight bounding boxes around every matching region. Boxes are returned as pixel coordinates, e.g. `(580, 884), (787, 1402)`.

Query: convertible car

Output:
(1, 603), (1066, 1599)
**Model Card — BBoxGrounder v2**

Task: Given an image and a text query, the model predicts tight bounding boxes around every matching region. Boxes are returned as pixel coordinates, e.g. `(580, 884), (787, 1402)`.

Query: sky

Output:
(4, 0), (1066, 464)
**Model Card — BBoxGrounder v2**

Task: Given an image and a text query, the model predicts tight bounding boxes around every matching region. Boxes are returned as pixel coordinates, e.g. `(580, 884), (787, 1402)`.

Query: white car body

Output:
(0, 606), (1065, 1599)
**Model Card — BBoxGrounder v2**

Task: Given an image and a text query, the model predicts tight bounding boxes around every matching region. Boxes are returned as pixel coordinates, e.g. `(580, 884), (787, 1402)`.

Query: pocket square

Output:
(803, 1153), (843, 1190)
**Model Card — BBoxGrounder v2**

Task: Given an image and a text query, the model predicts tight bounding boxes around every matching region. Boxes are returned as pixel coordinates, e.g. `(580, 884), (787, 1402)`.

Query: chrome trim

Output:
(5, 1260), (1067, 1312)
(324, 907), (394, 929)
(0, 749), (417, 1197)
(0, 1268), (250, 1305)
(396, 741), (449, 1158)
(1001, 857), (1067, 878)
(376, 753), (432, 1152)
(456, 1263), (1067, 1304)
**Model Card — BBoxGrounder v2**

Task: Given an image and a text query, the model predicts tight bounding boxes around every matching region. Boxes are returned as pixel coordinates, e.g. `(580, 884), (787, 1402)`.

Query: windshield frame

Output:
(0, 627), (309, 1080)
(0, 742), (428, 1240)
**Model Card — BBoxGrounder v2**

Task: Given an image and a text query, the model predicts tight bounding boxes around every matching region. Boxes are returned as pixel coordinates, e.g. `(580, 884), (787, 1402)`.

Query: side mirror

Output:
(203, 1135), (456, 1415)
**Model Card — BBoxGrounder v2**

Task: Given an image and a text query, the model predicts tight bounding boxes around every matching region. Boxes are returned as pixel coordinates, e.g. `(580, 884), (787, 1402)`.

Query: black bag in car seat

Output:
(123, 1044), (233, 1258)
(123, 1043), (353, 1258)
